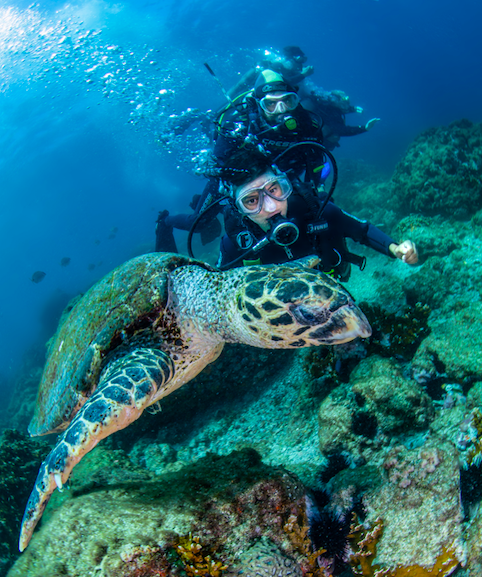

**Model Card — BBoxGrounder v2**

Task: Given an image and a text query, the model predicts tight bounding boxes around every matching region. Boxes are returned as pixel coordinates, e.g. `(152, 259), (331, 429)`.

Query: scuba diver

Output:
(160, 46), (316, 140)
(162, 46), (379, 152)
(155, 69), (328, 253)
(301, 86), (380, 151)
(216, 150), (418, 275)
(225, 46), (380, 151)
(224, 45), (315, 101)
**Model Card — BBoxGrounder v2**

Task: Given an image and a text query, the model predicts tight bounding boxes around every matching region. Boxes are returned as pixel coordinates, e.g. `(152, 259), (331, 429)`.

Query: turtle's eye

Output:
(290, 304), (329, 326)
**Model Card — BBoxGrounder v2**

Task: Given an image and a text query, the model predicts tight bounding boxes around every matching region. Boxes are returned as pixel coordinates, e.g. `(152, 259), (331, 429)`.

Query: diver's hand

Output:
(365, 118), (381, 130)
(302, 65), (315, 77)
(389, 240), (419, 265)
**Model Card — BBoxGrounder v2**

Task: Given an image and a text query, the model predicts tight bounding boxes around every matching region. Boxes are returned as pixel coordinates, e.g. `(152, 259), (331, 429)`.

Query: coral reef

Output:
(175, 533), (227, 576)
(317, 356), (434, 457)
(361, 438), (464, 571)
(325, 437), (464, 574)
(7, 449), (311, 577)
(392, 215), (460, 264)
(391, 119), (482, 219)
(224, 538), (303, 577)
(402, 238), (482, 312)
(411, 303), (482, 387)
(350, 356), (434, 434)
(348, 514), (384, 575)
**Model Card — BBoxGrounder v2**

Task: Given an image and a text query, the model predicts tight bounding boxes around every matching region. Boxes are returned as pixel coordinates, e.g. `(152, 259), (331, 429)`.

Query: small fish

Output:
(88, 263), (96, 271)
(94, 239), (101, 245)
(60, 257), (71, 267)
(31, 271), (46, 283)
(108, 226), (118, 240)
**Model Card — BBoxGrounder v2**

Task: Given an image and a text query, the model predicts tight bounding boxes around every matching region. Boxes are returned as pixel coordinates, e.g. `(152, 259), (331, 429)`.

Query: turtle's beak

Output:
(291, 300), (372, 345)
(334, 302), (372, 343)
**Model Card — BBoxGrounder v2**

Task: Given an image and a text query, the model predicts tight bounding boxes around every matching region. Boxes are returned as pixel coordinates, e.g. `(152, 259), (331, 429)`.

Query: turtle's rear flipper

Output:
(19, 348), (174, 552)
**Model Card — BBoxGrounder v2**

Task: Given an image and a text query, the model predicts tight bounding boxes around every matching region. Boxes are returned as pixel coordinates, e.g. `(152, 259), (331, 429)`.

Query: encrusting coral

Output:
(175, 533), (227, 577)
(348, 515), (459, 576)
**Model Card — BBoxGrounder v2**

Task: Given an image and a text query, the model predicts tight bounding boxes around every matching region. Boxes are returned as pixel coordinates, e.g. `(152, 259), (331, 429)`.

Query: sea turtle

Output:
(19, 252), (371, 551)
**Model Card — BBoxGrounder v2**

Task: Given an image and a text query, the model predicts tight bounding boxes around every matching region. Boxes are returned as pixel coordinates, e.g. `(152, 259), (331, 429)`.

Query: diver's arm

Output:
(226, 68), (258, 100)
(324, 204), (398, 257)
(359, 221), (419, 264)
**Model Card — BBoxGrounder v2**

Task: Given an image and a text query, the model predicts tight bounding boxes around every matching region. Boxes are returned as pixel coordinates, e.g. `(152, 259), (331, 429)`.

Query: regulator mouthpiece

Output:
(267, 213), (299, 247)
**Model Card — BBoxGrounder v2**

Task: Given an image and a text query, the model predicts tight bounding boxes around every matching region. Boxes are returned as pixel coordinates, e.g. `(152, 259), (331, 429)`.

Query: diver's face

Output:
(235, 171), (288, 232)
(258, 91), (300, 122)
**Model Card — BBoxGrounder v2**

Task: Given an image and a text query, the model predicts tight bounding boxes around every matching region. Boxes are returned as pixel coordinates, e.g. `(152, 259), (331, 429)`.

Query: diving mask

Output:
(259, 92), (300, 116)
(235, 173), (293, 215)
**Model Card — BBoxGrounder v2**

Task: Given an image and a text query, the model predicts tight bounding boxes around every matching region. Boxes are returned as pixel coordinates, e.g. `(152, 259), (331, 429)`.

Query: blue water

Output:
(0, 0), (481, 392)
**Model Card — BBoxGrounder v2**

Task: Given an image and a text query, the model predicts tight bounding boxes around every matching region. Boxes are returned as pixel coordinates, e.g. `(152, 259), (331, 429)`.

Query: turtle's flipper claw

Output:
(19, 460), (60, 551)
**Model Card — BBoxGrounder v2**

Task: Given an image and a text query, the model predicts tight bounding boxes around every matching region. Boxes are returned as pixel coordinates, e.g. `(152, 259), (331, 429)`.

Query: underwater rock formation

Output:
(0, 345), (45, 434)
(364, 439), (464, 569)
(350, 356), (434, 434)
(411, 303), (482, 387)
(8, 450), (309, 577)
(392, 119), (482, 219)
(317, 356), (434, 456)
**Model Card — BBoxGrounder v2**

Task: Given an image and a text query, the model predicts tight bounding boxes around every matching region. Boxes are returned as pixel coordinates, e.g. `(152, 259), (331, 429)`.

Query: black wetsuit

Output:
(217, 184), (396, 278)
(318, 105), (367, 151)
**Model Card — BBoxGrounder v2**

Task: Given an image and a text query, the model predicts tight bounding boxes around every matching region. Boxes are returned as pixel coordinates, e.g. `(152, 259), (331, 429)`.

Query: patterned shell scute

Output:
(29, 253), (198, 436)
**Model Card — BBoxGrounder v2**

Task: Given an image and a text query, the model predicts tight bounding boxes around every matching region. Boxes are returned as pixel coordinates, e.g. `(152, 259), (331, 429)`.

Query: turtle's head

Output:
(229, 257), (371, 348)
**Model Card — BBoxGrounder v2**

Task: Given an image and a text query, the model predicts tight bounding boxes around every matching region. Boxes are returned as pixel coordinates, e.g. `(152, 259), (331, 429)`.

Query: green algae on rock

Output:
(317, 356), (434, 458)
(350, 356), (434, 434)
(411, 303), (482, 387)
(392, 119), (482, 219)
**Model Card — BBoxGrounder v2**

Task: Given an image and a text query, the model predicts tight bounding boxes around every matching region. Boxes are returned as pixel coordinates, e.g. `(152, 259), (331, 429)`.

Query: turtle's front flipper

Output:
(19, 348), (174, 552)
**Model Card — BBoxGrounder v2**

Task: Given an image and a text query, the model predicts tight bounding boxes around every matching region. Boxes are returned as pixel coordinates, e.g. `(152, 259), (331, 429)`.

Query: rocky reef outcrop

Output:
(392, 119), (482, 219)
